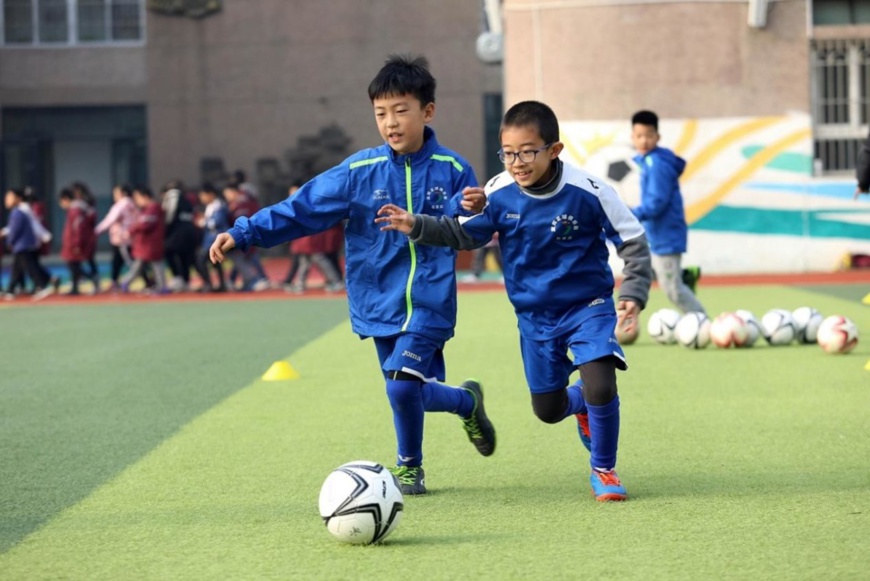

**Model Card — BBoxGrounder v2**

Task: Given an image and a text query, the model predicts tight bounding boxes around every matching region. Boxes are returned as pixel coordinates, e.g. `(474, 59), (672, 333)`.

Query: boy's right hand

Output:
(461, 186), (486, 213)
(375, 204), (416, 234)
(210, 232), (237, 264)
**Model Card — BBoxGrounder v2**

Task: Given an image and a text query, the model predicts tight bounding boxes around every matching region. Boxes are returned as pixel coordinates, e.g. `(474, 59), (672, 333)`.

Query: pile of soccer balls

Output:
(638, 307), (859, 353)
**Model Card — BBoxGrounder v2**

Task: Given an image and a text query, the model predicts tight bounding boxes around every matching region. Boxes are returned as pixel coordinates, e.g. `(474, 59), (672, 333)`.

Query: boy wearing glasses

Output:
(376, 100), (651, 501)
(210, 55), (496, 496)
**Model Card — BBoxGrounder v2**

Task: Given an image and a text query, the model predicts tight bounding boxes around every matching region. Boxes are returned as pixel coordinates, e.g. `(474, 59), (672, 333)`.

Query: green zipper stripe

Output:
(401, 159), (416, 332)
(430, 154), (464, 172)
(349, 156), (389, 170)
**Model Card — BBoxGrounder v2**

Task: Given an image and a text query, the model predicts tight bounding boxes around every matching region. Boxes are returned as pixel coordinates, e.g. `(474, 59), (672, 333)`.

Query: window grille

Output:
(810, 38), (870, 173)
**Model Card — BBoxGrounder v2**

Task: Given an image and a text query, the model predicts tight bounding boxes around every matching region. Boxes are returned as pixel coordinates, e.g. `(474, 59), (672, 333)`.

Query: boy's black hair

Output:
(631, 110), (659, 131)
(58, 188), (75, 201)
(367, 54), (436, 106)
(501, 101), (560, 145)
(115, 183), (133, 197)
(200, 182), (218, 195)
(7, 188), (25, 199)
(133, 186), (153, 198)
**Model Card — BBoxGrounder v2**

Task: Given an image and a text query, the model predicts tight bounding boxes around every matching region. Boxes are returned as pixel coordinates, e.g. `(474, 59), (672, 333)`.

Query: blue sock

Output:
(421, 381), (474, 417)
(567, 379), (586, 417)
(587, 396), (620, 471)
(386, 379), (424, 467)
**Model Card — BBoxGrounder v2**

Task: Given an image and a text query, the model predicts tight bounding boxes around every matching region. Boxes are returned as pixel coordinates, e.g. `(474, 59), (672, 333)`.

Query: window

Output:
(813, 0), (870, 25)
(1, 0), (144, 45)
(810, 39), (870, 172)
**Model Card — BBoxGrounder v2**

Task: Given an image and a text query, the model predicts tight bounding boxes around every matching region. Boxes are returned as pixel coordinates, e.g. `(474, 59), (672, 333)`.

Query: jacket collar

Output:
(387, 126), (438, 166)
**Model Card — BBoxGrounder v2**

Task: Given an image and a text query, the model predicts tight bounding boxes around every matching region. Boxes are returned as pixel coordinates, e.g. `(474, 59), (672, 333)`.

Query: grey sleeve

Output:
(408, 214), (481, 251)
(615, 233), (652, 309)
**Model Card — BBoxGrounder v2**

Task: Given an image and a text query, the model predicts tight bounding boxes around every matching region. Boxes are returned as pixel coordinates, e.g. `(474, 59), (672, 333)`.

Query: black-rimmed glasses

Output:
(497, 144), (553, 165)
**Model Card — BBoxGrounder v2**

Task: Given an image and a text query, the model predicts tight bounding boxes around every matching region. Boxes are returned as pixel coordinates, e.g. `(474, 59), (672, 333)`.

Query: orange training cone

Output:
(262, 361), (300, 381)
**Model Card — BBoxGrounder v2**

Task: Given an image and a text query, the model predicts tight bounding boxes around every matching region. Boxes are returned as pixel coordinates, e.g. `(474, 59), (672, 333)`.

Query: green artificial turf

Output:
(0, 286), (868, 580)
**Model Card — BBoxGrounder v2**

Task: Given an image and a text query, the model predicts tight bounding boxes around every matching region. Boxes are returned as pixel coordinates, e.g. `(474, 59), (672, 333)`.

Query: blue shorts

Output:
(519, 311), (626, 394)
(373, 333), (446, 382)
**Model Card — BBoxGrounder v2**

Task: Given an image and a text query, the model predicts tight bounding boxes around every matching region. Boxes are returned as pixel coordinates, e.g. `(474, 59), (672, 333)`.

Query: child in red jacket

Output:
(120, 187), (167, 293)
(59, 188), (97, 295)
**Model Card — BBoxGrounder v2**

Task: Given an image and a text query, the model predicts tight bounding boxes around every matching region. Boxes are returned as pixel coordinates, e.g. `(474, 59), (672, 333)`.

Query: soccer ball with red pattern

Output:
(816, 315), (859, 354)
(710, 312), (750, 348)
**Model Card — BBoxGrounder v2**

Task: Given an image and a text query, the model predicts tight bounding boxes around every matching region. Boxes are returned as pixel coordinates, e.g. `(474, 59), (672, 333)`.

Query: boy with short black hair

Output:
(377, 100), (652, 501)
(630, 110), (705, 313)
(210, 54), (495, 495)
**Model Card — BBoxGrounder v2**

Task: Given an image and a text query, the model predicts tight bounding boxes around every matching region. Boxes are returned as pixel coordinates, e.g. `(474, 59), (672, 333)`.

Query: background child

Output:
(376, 100), (652, 501)
(121, 187), (167, 294)
(2, 189), (54, 301)
(59, 188), (98, 296)
(194, 183), (228, 292)
(282, 183), (343, 294)
(210, 54), (495, 495)
(71, 182), (101, 292)
(629, 110), (705, 314)
(95, 183), (138, 291)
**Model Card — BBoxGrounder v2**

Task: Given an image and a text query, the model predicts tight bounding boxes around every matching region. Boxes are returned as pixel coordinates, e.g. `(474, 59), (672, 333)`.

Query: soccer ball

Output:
(710, 312), (749, 348)
(615, 308), (639, 345)
(816, 315), (859, 354)
(318, 461), (404, 544)
(647, 308), (681, 344)
(674, 312), (711, 349)
(792, 307), (824, 344)
(734, 309), (761, 347)
(761, 309), (796, 345)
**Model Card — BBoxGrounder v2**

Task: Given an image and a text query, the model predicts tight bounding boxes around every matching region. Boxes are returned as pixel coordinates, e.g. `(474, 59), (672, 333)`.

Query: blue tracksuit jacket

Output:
(631, 146), (688, 255)
(227, 127), (477, 342)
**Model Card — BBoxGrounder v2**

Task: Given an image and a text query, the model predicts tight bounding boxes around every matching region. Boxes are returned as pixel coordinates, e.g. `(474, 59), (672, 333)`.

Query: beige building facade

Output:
(0, 0), (502, 240)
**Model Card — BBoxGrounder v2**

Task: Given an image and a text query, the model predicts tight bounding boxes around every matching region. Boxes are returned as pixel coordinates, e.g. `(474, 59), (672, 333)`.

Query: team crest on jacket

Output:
(426, 186), (447, 209)
(550, 214), (579, 240)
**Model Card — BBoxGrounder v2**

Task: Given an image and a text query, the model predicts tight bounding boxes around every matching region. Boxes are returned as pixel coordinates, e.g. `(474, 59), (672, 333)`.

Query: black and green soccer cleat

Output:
(682, 266), (702, 293)
(390, 465), (427, 495)
(459, 380), (496, 457)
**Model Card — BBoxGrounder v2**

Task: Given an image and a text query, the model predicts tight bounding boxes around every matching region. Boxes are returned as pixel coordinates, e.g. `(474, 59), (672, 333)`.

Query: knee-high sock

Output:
(587, 396), (620, 471)
(567, 379), (586, 417)
(421, 381), (474, 417)
(386, 379), (424, 467)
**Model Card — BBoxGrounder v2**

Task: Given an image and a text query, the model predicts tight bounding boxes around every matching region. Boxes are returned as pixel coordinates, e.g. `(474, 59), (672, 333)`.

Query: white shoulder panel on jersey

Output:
(482, 171), (515, 197)
(562, 162), (645, 242)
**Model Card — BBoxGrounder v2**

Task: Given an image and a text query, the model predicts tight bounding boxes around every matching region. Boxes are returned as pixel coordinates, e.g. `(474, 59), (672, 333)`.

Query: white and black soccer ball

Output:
(318, 461), (404, 545)
(647, 308), (682, 345)
(710, 312), (750, 348)
(817, 315), (859, 354)
(675, 312), (711, 349)
(761, 309), (796, 345)
(734, 309), (762, 347)
(792, 307), (824, 344)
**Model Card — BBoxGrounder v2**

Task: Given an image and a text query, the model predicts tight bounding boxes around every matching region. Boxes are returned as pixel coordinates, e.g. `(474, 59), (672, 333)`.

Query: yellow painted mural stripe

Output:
(685, 128), (812, 225)
(560, 132), (587, 165)
(672, 119), (698, 156)
(681, 117), (781, 182)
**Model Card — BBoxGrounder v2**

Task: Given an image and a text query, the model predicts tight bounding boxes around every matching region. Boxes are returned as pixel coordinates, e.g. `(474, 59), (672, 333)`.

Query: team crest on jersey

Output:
(372, 189), (390, 201)
(550, 214), (579, 240)
(426, 186), (447, 209)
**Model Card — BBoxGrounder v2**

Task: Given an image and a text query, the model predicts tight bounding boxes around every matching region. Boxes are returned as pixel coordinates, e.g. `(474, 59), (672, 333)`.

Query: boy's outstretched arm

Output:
(210, 232), (236, 264)
(377, 204), (482, 250)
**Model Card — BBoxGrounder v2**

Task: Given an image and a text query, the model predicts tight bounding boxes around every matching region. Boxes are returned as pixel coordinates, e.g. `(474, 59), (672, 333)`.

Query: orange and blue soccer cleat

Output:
(590, 469), (627, 502)
(575, 412), (591, 452)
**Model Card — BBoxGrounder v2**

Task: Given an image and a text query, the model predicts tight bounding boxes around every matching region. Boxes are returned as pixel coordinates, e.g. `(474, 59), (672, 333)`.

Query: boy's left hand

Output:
(616, 299), (641, 335)
(460, 187), (486, 213)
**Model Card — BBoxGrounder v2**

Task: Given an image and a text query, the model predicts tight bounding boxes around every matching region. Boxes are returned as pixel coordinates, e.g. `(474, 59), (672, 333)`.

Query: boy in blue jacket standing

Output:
(210, 55), (495, 495)
(630, 110), (705, 314)
(376, 101), (652, 501)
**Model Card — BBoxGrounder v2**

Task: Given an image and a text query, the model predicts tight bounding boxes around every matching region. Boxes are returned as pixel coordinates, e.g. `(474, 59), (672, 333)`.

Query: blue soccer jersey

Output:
(412, 160), (650, 340)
